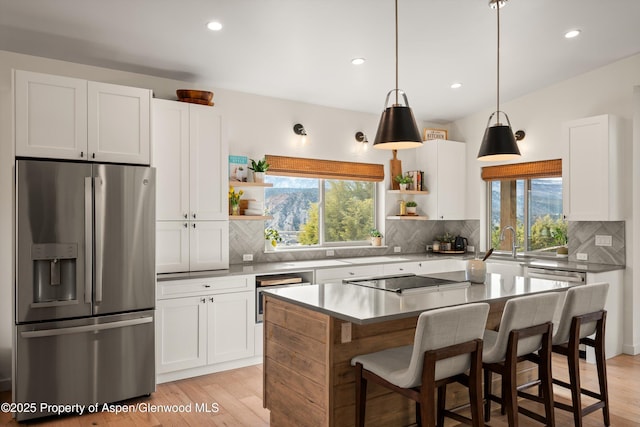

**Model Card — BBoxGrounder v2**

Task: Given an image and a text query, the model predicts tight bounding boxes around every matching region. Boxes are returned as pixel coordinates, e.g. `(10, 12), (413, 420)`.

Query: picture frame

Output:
(423, 128), (448, 141)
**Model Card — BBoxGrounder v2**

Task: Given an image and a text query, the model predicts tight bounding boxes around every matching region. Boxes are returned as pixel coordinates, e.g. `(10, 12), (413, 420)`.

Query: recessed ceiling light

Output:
(351, 58), (366, 65)
(450, 82), (463, 89)
(207, 21), (223, 31)
(564, 29), (581, 39)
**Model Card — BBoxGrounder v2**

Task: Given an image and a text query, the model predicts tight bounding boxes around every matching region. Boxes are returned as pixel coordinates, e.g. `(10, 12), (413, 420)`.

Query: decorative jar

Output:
(465, 259), (486, 283)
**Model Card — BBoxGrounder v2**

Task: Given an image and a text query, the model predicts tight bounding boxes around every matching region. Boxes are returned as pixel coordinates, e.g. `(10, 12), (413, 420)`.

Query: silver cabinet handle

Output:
(84, 177), (93, 304)
(21, 316), (153, 338)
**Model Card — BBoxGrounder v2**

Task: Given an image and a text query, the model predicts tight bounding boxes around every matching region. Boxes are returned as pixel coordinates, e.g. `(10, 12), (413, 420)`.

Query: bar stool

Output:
(482, 292), (561, 427)
(551, 282), (610, 427)
(351, 303), (490, 427)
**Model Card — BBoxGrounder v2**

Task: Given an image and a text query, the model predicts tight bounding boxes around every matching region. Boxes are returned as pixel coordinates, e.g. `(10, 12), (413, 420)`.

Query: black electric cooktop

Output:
(345, 273), (469, 294)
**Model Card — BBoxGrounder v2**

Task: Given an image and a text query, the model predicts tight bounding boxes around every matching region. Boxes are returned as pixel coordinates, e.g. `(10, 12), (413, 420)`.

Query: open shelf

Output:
(230, 181), (273, 187)
(387, 189), (429, 195)
(386, 215), (429, 220)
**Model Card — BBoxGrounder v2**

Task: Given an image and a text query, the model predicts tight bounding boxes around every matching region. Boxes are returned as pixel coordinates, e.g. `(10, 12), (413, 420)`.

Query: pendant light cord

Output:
(496, 1), (500, 116)
(395, 0), (399, 105)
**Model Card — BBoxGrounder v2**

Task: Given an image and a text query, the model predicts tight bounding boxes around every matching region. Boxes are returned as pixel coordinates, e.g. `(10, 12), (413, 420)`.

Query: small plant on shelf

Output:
(394, 174), (413, 191)
(249, 158), (270, 172)
(370, 228), (383, 246)
(370, 228), (383, 238)
(405, 200), (417, 215)
(264, 227), (282, 248)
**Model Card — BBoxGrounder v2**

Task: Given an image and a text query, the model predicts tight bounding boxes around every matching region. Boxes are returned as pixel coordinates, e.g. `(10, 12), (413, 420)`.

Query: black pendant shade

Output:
(477, 123), (521, 161)
(373, 103), (422, 150)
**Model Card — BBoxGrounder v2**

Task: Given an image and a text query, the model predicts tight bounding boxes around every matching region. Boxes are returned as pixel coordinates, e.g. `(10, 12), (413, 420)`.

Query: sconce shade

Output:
(293, 123), (307, 136)
(477, 123), (521, 161)
(373, 105), (422, 150)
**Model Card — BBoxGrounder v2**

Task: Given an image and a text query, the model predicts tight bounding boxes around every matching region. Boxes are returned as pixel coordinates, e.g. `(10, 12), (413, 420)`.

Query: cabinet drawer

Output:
(158, 275), (254, 299)
(383, 262), (420, 275)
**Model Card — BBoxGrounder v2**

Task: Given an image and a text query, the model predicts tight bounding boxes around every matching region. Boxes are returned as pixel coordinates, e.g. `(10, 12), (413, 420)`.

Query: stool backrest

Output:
(553, 282), (609, 345)
(405, 303), (489, 384)
(484, 292), (561, 363)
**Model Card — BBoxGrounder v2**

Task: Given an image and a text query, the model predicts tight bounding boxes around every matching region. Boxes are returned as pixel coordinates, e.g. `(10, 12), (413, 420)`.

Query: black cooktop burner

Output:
(345, 273), (468, 294)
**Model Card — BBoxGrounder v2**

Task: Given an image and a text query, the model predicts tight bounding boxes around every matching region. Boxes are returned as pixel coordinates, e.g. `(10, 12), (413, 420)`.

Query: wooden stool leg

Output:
(567, 342), (583, 427)
(437, 385), (446, 427)
(595, 334), (610, 426)
(484, 368), (492, 422)
(355, 363), (367, 427)
(415, 403), (423, 427)
(504, 356), (519, 427)
(540, 329), (556, 427)
(469, 351), (484, 427)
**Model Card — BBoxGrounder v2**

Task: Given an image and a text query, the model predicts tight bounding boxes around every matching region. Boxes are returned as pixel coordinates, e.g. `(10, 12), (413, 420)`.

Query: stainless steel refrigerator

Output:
(14, 159), (156, 421)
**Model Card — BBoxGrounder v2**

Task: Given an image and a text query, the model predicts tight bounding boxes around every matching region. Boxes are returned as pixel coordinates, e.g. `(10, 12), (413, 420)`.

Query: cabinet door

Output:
(563, 115), (616, 220)
(156, 296), (207, 373)
(156, 221), (190, 273)
(586, 270), (623, 360)
(152, 99), (190, 220)
(88, 81), (150, 164)
(189, 221), (229, 271)
(207, 291), (255, 364)
(189, 104), (227, 220)
(15, 70), (88, 160)
(419, 140), (466, 220)
(435, 141), (466, 220)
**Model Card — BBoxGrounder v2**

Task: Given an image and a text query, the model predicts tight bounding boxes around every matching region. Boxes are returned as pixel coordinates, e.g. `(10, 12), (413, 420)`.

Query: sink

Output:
(341, 256), (411, 264)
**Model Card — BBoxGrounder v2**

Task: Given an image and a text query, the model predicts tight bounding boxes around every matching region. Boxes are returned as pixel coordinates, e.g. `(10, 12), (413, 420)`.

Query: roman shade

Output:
(481, 159), (562, 181)
(265, 155), (384, 182)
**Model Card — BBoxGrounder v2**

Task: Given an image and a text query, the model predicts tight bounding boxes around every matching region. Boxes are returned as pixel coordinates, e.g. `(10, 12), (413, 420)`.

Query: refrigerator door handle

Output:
(94, 176), (104, 303)
(20, 316), (153, 339)
(84, 177), (93, 304)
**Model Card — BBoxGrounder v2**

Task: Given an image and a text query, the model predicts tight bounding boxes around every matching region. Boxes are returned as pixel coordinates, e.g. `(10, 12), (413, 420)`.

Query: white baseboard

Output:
(156, 356), (262, 384)
(622, 343), (640, 355)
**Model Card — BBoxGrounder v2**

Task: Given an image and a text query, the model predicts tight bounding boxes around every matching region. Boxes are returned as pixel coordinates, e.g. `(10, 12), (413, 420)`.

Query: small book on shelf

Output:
(229, 155), (248, 182)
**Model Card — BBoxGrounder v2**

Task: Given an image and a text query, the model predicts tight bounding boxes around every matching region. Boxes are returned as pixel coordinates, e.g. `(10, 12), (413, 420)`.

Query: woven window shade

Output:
(265, 155), (384, 182)
(481, 159), (562, 181)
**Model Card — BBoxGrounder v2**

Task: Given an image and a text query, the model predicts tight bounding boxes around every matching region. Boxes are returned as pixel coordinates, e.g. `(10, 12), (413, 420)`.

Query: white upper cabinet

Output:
(153, 99), (227, 221)
(88, 81), (150, 164)
(417, 140), (466, 220)
(15, 70), (151, 164)
(562, 114), (622, 221)
(15, 70), (88, 160)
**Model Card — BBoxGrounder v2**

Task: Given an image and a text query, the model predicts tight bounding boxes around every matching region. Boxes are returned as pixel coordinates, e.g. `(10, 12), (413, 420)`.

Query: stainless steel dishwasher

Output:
(524, 267), (586, 283)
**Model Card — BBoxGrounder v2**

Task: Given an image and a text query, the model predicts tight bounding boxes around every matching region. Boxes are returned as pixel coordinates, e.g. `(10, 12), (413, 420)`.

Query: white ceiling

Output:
(1, 0), (639, 123)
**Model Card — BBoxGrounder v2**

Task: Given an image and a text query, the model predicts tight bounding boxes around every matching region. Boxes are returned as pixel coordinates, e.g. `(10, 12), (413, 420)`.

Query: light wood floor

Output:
(1, 354), (639, 426)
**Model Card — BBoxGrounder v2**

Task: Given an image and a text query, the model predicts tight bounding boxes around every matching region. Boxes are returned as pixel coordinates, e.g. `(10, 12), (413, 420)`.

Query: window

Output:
(264, 176), (376, 248)
(484, 160), (566, 254)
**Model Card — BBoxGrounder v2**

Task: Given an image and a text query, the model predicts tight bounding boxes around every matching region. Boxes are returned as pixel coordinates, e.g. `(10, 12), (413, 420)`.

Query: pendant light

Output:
(477, 0), (521, 161)
(373, 0), (422, 150)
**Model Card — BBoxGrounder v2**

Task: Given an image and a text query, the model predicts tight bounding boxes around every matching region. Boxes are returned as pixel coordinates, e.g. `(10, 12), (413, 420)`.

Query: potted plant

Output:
(264, 227), (282, 249)
(405, 200), (417, 215)
(441, 232), (455, 251)
(394, 174), (413, 191)
(370, 228), (383, 246)
(249, 157), (270, 183)
(228, 186), (244, 215)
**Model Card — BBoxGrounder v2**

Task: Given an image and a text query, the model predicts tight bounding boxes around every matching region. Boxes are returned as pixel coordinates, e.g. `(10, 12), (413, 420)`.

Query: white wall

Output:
(0, 49), (428, 388)
(452, 53), (640, 354)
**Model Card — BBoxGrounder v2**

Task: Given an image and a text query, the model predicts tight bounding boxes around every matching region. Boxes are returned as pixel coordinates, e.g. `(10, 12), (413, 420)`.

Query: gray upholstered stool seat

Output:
(482, 292), (561, 427)
(550, 282), (610, 427)
(351, 303), (490, 427)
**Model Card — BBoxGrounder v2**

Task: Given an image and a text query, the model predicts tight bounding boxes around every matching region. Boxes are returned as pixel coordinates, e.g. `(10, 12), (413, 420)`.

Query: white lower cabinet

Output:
(315, 265), (384, 284)
(586, 270), (623, 361)
(155, 275), (258, 383)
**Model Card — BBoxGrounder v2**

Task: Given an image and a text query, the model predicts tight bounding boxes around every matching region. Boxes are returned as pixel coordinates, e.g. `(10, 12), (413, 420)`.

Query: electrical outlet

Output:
(576, 253), (588, 261)
(467, 245), (475, 253)
(394, 246), (401, 253)
(242, 254), (253, 262)
(326, 249), (335, 256)
(595, 235), (612, 247)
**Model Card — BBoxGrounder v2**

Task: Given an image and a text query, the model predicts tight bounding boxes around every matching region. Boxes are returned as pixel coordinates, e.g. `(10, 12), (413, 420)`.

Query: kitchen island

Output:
(262, 272), (577, 427)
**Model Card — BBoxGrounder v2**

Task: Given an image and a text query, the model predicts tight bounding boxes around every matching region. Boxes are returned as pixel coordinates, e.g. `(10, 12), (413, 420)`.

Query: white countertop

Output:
(263, 271), (578, 324)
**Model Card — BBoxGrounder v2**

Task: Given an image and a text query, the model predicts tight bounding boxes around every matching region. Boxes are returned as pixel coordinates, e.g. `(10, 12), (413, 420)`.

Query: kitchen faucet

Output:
(500, 226), (519, 258)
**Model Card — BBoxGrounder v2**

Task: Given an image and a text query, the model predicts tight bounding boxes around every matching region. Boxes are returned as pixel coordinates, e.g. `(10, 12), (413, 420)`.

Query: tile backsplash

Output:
(568, 221), (625, 265)
(228, 219), (480, 264)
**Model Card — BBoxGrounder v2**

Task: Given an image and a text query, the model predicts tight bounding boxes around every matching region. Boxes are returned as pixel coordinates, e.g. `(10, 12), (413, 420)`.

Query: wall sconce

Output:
(293, 123), (307, 144)
(355, 131), (369, 150)
(515, 130), (525, 141)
